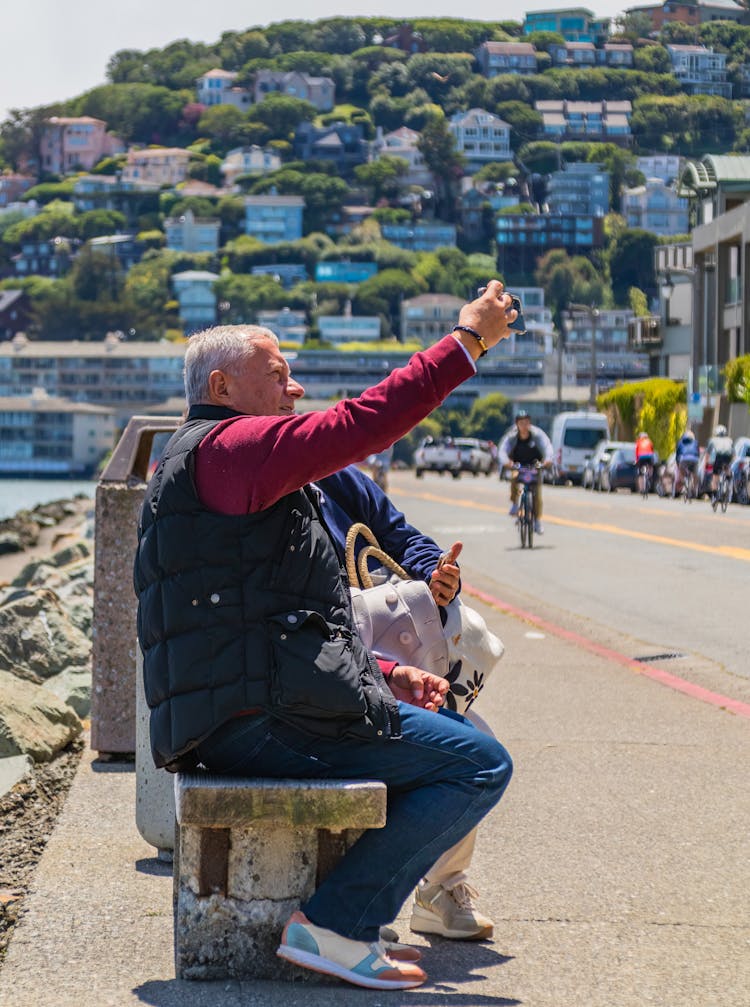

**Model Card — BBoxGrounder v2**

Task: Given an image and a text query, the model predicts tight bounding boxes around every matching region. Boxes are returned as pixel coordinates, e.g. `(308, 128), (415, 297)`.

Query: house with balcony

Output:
(562, 307), (650, 389)
(256, 308), (308, 345)
(196, 68), (252, 110)
(597, 43), (634, 67)
(522, 7), (610, 43)
(88, 233), (145, 272)
(121, 147), (192, 187)
(666, 44), (732, 98)
(0, 174), (35, 207)
(12, 237), (79, 277)
(623, 0), (747, 32)
(621, 178), (689, 236)
(39, 117), (124, 175)
(254, 71), (335, 111)
(636, 155), (682, 185)
(475, 41), (538, 77)
(549, 41), (597, 68)
(0, 392), (117, 476)
(72, 174), (161, 225)
(244, 194), (304, 244)
(380, 222), (457, 251)
(547, 162), (610, 216)
(251, 263), (308, 288)
(370, 127), (431, 187)
(496, 211), (604, 276)
(536, 99), (632, 144)
(220, 146), (282, 187)
(449, 109), (511, 170)
(164, 208), (220, 254)
(171, 270), (219, 334)
(400, 294), (466, 345)
(318, 313), (381, 344)
(292, 122), (368, 179)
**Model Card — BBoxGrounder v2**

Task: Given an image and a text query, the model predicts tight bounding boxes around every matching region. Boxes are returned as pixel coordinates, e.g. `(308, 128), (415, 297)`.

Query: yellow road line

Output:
(396, 488), (750, 563)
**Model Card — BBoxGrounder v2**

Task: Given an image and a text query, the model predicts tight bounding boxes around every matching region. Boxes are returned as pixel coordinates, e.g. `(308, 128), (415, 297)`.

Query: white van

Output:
(551, 411), (610, 484)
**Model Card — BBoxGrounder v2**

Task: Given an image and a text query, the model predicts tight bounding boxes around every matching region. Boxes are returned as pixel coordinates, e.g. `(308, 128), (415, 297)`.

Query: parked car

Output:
(550, 411), (610, 485)
(413, 436), (461, 478)
(452, 437), (495, 476)
(582, 440), (630, 491)
(601, 444), (637, 492)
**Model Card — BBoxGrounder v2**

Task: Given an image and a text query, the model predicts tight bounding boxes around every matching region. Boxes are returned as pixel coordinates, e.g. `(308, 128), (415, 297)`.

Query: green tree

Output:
(353, 268), (425, 335)
(197, 105), (248, 149)
(417, 113), (464, 220)
(74, 82), (188, 144)
(354, 156), (408, 202)
(608, 229), (658, 305)
(466, 392), (512, 441)
(77, 209), (127, 241)
(246, 94), (317, 140)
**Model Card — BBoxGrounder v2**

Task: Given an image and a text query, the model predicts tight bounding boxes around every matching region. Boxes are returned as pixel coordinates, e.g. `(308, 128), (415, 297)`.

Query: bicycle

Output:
(678, 462), (698, 504)
(637, 461), (653, 499)
(515, 464), (539, 549)
(711, 465), (732, 513)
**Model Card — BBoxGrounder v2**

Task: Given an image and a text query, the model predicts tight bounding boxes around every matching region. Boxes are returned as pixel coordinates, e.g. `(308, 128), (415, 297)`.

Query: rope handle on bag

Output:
(344, 522), (410, 589)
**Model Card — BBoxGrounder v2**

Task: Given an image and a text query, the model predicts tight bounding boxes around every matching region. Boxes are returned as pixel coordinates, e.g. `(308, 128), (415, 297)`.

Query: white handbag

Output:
(345, 524), (504, 713)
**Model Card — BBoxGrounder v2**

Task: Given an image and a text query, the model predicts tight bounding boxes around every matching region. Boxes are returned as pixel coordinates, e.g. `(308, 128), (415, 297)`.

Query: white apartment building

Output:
(196, 69), (252, 109)
(449, 108), (511, 167)
(221, 146), (282, 187)
(621, 178), (689, 236)
(370, 127), (432, 187)
(121, 147), (192, 187)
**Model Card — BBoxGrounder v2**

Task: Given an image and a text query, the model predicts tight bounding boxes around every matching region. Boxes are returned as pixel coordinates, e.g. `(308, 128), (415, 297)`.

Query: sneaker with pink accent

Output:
(277, 911), (426, 989)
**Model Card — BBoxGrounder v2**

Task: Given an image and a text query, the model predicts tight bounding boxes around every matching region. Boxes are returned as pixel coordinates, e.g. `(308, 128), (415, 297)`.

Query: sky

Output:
(1, 0), (630, 125)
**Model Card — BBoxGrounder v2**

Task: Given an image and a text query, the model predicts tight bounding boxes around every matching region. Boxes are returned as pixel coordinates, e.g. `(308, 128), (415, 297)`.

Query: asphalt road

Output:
(387, 469), (750, 688)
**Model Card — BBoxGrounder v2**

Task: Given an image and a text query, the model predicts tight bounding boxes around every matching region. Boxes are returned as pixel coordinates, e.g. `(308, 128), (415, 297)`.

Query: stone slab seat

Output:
(173, 773), (387, 981)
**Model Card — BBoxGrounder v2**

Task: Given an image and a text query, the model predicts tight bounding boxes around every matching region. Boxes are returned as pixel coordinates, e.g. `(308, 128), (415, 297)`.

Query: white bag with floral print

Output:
(441, 596), (504, 714)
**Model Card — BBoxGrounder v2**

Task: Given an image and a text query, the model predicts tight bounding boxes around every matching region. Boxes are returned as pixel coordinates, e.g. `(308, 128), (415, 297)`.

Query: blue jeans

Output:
(196, 704), (512, 941)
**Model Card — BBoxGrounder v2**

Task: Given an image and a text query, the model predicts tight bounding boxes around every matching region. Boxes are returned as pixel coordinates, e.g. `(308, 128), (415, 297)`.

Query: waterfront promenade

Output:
(1, 569), (748, 1007)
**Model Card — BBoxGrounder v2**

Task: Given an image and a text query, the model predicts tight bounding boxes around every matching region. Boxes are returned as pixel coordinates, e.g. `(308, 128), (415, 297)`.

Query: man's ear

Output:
(207, 369), (230, 404)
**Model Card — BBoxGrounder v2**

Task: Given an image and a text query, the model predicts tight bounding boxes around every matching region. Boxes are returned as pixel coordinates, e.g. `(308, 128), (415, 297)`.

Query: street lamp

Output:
(566, 303), (600, 408)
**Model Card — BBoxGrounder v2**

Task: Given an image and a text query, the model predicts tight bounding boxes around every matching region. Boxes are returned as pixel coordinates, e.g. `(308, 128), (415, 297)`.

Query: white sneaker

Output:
(409, 881), (494, 940)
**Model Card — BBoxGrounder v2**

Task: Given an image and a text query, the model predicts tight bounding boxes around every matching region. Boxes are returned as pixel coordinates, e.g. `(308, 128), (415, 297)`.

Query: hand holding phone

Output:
(477, 286), (526, 334)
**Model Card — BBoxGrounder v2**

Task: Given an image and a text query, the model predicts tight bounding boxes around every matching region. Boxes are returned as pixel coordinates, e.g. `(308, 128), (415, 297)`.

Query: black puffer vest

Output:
(134, 406), (401, 770)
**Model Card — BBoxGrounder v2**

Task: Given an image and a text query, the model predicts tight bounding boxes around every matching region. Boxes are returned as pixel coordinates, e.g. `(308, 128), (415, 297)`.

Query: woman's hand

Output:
(429, 541), (462, 606)
(388, 666), (450, 711)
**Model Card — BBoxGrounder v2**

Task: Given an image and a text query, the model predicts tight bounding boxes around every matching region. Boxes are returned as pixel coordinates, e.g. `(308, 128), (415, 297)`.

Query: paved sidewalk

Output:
(1, 587), (749, 1007)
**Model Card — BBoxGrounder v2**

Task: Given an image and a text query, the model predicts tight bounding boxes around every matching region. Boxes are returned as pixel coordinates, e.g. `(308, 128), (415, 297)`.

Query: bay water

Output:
(0, 479), (97, 520)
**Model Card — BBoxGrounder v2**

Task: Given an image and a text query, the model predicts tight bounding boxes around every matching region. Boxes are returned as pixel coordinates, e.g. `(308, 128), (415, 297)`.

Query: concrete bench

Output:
(173, 773), (387, 981)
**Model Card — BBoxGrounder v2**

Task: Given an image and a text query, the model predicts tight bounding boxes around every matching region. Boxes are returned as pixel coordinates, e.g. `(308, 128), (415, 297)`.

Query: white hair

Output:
(183, 325), (279, 406)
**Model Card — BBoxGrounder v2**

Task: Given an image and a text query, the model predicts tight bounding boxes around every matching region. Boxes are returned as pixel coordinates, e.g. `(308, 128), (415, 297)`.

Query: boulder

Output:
(0, 589), (92, 682)
(0, 670), (82, 762)
(42, 667), (92, 719)
(0, 533), (24, 556)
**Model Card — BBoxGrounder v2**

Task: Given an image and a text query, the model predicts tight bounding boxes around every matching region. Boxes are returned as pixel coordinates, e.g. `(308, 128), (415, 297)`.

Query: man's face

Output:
(215, 338), (305, 416)
(517, 417), (531, 438)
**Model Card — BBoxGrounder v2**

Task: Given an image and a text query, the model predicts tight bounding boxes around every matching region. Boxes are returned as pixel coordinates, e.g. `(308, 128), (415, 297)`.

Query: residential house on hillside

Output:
(251, 263), (308, 288)
(164, 208), (220, 254)
(666, 44), (732, 98)
(401, 293), (465, 344)
(0, 290), (30, 341)
(621, 178), (688, 235)
(72, 174), (160, 223)
(318, 312), (381, 344)
(220, 146), (282, 187)
(256, 308), (308, 344)
(623, 0), (747, 31)
(370, 127), (431, 187)
(597, 43), (634, 67)
(475, 41), (538, 77)
(196, 68), (252, 109)
(13, 237), (79, 277)
(562, 307), (649, 388)
(536, 99), (632, 144)
(0, 174), (35, 207)
(121, 147), (191, 187)
(314, 261), (378, 283)
(244, 194), (304, 243)
(547, 162), (610, 216)
(89, 233), (145, 273)
(380, 222), (457, 251)
(382, 24), (428, 53)
(496, 212), (604, 275)
(171, 270), (219, 334)
(549, 41), (597, 68)
(636, 154), (682, 185)
(254, 71), (335, 111)
(293, 122), (368, 178)
(523, 7), (610, 43)
(40, 117), (124, 175)
(449, 109), (511, 168)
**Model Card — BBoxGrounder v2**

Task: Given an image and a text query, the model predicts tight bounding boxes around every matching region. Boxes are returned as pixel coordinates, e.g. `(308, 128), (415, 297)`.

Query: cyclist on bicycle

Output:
(706, 424), (734, 499)
(498, 410), (553, 534)
(635, 431), (655, 494)
(674, 429), (700, 497)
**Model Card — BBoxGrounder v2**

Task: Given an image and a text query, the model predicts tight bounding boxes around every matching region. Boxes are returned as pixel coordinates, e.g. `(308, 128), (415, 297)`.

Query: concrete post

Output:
(90, 416), (180, 755)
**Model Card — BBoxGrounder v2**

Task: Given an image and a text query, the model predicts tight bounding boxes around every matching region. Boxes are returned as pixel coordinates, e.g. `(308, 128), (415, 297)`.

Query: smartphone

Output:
(477, 287), (526, 334)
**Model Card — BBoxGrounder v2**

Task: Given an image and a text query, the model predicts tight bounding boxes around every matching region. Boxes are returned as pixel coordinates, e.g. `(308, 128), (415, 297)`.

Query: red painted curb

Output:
(464, 583), (750, 721)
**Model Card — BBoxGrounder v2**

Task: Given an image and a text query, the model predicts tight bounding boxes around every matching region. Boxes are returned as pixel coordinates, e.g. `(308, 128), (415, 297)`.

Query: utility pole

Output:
(567, 303), (600, 408)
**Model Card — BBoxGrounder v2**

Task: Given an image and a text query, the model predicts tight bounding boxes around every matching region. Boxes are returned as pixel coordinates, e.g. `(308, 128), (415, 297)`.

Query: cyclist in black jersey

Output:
(498, 410), (553, 534)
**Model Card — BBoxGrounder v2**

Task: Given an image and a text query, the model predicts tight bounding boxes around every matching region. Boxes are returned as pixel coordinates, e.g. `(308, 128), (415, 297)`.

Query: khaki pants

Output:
(423, 708), (494, 890)
(509, 470), (544, 518)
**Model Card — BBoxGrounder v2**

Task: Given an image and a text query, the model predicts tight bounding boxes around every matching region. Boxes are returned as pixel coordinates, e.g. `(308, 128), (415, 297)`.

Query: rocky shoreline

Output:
(0, 495), (95, 965)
